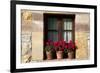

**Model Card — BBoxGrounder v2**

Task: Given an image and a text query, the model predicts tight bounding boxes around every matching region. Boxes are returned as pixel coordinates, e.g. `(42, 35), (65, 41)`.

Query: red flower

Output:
(65, 45), (68, 49)
(63, 41), (66, 47)
(54, 41), (58, 47)
(58, 40), (62, 46)
(45, 39), (77, 52)
(69, 40), (73, 43)
(68, 40), (76, 49)
(72, 44), (75, 49)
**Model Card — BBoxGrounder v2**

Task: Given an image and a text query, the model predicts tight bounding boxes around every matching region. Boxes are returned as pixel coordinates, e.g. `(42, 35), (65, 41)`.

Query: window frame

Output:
(44, 14), (75, 43)
(43, 13), (75, 59)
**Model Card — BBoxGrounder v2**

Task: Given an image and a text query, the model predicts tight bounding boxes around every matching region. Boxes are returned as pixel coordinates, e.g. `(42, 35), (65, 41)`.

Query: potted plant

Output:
(54, 40), (65, 60)
(45, 40), (53, 60)
(64, 40), (77, 59)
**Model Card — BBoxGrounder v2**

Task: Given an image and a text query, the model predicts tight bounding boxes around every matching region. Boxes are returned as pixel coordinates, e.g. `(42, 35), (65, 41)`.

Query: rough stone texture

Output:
(21, 11), (33, 31)
(21, 10), (44, 63)
(75, 14), (90, 60)
(21, 32), (32, 63)
(75, 32), (89, 60)
(21, 11), (33, 63)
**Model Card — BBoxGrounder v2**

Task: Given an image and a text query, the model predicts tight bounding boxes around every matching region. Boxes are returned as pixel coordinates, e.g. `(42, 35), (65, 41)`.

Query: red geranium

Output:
(45, 39), (77, 52)
(63, 40), (77, 53)
(53, 40), (65, 51)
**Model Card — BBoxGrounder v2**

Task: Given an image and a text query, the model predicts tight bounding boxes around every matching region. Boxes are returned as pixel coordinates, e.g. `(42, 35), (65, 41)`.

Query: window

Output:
(44, 14), (75, 59)
(44, 14), (75, 42)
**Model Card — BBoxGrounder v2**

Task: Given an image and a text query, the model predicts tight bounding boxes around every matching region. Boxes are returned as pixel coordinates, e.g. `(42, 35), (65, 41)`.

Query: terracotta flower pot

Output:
(56, 51), (63, 59)
(68, 51), (74, 59)
(46, 51), (52, 60)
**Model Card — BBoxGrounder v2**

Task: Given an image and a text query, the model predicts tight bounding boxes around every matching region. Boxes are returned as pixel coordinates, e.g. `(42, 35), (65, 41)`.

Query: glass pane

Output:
(48, 17), (57, 30)
(63, 32), (72, 42)
(63, 19), (72, 30)
(48, 32), (58, 42)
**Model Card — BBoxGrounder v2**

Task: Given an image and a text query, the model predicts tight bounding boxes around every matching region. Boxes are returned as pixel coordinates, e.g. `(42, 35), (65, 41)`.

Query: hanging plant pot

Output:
(46, 51), (52, 60)
(56, 51), (63, 59)
(68, 51), (74, 59)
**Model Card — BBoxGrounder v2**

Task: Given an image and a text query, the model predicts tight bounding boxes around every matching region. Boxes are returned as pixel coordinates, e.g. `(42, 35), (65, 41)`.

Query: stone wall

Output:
(75, 14), (90, 60)
(21, 10), (90, 62)
(21, 10), (44, 63)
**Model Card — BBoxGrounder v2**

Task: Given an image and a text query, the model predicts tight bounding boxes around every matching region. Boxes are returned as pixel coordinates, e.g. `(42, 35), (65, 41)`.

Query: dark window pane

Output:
(48, 32), (58, 42)
(48, 17), (57, 30)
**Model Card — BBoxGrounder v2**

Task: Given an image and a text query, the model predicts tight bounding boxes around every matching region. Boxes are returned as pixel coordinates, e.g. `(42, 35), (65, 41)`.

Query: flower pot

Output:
(68, 51), (74, 59)
(56, 51), (63, 59)
(46, 51), (52, 60)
